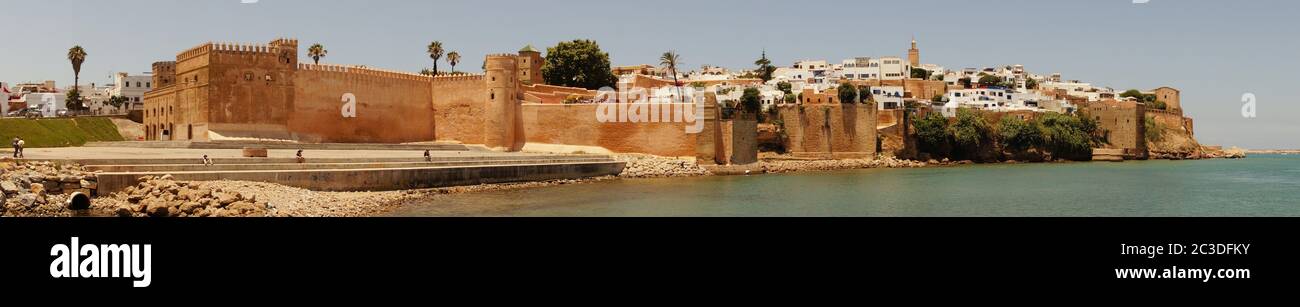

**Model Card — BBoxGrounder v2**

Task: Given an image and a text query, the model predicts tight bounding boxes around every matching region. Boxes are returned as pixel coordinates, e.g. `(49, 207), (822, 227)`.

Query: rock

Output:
(159, 174), (174, 181)
(114, 205), (135, 217)
(0, 181), (17, 194)
(216, 193), (238, 206)
(80, 180), (97, 190)
(146, 201), (173, 217)
(15, 194), (37, 208)
(180, 202), (203, 214)
(30, 184), (46, 197)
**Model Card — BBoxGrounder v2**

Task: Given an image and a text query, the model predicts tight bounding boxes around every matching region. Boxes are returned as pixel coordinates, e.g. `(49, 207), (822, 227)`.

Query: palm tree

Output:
(659, 51), (683, 99)
(308, 44), (328, 65)
(426, 41), (444, 75)
(446, 51), (461, 73)
(67, 45), (87, 109)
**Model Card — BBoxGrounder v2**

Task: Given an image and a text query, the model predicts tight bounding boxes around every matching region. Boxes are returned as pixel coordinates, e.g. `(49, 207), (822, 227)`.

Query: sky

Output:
(1, 0), (1297, 149)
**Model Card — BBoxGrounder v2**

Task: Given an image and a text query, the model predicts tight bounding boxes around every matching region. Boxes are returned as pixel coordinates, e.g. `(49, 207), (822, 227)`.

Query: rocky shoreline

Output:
(0, 150), (1257, 217)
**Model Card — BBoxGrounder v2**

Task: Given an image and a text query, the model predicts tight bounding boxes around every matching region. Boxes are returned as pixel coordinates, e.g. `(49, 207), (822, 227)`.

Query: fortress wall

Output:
(206, 45), (296, 129)
(1083, 100), (1147, 154)
(519, 103), (699, 157)
(291, 64), (436, 143)
(430, 74), (488, 145)
(780, 104), (878, 158)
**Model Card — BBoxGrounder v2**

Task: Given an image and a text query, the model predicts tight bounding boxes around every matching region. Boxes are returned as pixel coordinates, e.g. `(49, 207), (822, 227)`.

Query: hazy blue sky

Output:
(1, 0), (1296, 148)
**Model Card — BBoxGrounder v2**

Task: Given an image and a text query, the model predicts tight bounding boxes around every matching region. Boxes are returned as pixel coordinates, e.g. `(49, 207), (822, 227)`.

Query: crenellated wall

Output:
(292, 64), (436, 143)
(143, 38), (745, 160)
(431, 74), (488, 145)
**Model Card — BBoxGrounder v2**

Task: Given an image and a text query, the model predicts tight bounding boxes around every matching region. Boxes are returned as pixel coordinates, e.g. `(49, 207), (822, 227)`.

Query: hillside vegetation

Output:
(0, 117), (125, 148)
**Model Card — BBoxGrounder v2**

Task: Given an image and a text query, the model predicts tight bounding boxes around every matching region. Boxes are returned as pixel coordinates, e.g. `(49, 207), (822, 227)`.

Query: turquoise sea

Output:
(386, 154), (1300, 217)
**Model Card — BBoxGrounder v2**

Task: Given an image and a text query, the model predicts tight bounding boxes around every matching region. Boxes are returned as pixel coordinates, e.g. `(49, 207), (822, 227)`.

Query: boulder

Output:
(114, 205), (135, 217)
(0, 181), (17, 194)
(145, 201), (173, 217)
(180, 202), (204, 215)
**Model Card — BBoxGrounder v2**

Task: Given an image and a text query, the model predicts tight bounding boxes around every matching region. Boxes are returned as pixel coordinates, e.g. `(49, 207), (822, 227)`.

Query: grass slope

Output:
(0, 117), (126, 148)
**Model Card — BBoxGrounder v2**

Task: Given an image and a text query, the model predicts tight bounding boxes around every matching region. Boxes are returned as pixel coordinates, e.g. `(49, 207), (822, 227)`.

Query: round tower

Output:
(484, 54), (521, 151)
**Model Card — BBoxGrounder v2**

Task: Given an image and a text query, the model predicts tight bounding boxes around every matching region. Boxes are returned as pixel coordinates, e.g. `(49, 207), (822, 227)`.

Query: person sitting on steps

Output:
(296, 149), (306, 164)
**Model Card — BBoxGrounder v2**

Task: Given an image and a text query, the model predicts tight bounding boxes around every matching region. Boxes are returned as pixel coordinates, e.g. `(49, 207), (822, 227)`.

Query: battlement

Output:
(430, 73), (486, 83)
(486, 53), (519, 58)
(152, 61), (176, 70)
(210, 41), (280, 54)
(177, 43), (214, 61)
(270, 37), (299, 47)
(297, 63), (433, 82)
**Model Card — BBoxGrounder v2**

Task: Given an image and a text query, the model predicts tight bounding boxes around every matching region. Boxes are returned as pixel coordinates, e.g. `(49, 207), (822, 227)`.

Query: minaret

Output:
(908, 36), (920, 67)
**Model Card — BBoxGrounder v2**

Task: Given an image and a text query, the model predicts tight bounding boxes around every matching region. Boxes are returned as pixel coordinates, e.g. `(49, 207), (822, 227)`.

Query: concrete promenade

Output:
(14, 145), (625, 194)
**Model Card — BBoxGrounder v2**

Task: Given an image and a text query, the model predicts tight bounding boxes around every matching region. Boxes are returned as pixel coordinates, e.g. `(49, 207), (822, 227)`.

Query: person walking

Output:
(424, 150), (432, 162)
(15, 137), (24, 159)
(11, 137), (19, 159)
(296, 149), (305, 164)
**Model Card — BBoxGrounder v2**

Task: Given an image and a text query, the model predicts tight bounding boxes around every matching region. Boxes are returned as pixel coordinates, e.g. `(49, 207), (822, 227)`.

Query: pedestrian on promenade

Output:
(11, 137), (19, 158)
(15, 137), (24, 159)
(296, 149), (305, 164)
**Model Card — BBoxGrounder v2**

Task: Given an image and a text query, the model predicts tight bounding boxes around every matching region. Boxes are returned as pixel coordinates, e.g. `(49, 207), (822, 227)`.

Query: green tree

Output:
(106, 95), (129, 110)
(910, 68), (931, 80)
(446, 51), (461, 73)
(740, 87), (763, 114)
(999, 116), (1043, 152)
(913, 112), (950, 154)
(949, 108), (992, 152)
(67, 45), (88, 110)
(754, 50), (776, 82)
(1025, 78), (1038, 90)
(1038, 112), (1098, 160)
(977, 75), (1002, 88)
(542, 39), (618, 90)
(858, 86), (874, 105)
(837, 83), (858, 104)
(660, 50), (683, 97)
(783, 93), (797, 104)
(958, 77), (972, 89)
(426, 41), (444, 75)
(776, 81), (792, 94)
(1119, 89), (1144, 100)
(308, 44), (328, 65)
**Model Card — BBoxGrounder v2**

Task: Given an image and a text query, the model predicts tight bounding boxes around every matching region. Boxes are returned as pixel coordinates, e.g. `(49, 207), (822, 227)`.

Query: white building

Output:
(109, 72), (152, 111)
(866, 86), (905, 110)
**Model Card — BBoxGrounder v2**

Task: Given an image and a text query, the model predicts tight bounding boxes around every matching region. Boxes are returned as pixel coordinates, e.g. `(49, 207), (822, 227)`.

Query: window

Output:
(146, 82), (151, 88)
